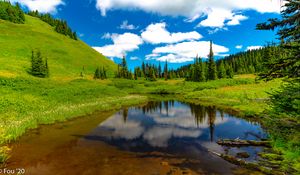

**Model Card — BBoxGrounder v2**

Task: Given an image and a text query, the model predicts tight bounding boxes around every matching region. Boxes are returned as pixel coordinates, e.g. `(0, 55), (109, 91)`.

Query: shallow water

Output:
(6, 101), (267, 175)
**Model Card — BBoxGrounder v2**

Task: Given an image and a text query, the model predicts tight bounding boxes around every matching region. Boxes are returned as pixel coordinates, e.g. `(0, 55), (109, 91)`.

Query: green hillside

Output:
(0, 15), (116, 79)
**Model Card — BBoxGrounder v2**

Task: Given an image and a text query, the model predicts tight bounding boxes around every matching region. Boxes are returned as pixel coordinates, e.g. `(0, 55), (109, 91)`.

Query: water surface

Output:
(7, 100), (267, 175)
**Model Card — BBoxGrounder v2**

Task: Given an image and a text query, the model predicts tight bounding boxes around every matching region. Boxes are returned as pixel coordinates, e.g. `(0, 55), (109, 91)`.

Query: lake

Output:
(6, 100), (267, 175)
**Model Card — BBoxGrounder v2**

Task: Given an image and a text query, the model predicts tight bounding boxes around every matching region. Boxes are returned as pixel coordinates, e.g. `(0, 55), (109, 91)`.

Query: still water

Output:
(7, 101), (267, 175)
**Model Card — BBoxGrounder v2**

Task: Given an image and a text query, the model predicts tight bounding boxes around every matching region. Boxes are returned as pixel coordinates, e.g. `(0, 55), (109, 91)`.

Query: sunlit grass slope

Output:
(0, 15), (116, 79)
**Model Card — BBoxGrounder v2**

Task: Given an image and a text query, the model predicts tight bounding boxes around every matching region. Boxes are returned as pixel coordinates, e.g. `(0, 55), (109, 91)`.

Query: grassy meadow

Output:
(0, 15), (116, 79)
(0, 13), (298, 174)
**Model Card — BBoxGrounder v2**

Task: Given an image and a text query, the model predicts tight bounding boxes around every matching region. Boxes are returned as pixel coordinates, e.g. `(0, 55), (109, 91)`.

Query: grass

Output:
(0, 15), (116, 79)
(184, 79), (282, 116)
(0, 77), (148, 144)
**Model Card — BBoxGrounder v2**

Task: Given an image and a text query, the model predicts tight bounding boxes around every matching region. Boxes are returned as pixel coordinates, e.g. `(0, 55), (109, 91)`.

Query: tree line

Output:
(174, 42), (290, 82)
(0, 1), (25, 24)
(175, 41), (233, 82)
(27, 10), (77, 40)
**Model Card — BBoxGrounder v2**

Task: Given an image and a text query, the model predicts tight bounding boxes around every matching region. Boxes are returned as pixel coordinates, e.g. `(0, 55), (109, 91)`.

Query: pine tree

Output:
(158, 62), (162, 78)
(207, 41), (217, 80)
(164, 60), (168, 81)
(257, 0), (299, 80)
(94, 67), (99, 79)
(198, 57), (206, 82)
(30, 50), (49, 78)
(226, 64), (234, 78)
(0, 1), (25, 24)
(218, 60), (226, 79)
(102, 67), (107, 79)
(256, 0), (299, 115)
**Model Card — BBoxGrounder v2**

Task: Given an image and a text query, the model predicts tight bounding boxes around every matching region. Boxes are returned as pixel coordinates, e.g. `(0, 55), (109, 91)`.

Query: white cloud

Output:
(208, 27), (228, 35)
(246, 45), (263, 50)
(96, 0), (281, 31)
(93, 33), (143, 58)
(141, 22), (202, 44)
(198, 8), (232, 28)
(98, 113), (144, 140)
(101, 33), (112, 39)
(12, 0), (64, 13)
(235, 45), (243, 49)
(130, 56), (139, 60)
(227, 15), (248, 26)
(197, 8), (248, 28)
(184, 14), (201, 23)
(96, 0), (281, 17)
(146, 41), (229, 63)
(119, 20), (139, 30)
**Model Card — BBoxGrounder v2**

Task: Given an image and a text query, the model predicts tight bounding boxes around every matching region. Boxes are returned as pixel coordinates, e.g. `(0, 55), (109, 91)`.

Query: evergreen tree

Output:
(256, 0), (299, 115)
(164, 60), (168, 81)
(218, 60), (226, 79)
(94, 67), (100, 79)
(0, 1), (25, 24)
(226, 64), (234, 78)
(30, 50), (49, 78)
(198, 57), (206, 82)
(27, 10), (77, 40)
(207, 41), (217, 80)
(158, 62), (162, 78)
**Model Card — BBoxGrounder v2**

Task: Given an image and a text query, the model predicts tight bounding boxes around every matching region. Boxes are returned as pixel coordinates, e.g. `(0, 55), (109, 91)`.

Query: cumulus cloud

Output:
(141, 22), (202, 44)
(235, 45), (243, 49)
(12, 0), (64, 13)
(96, 0), (281, 30)
(98, 113), (144, 140)
(119, 20), (139, 30)
(146, 41), (229, 63)
(130, 56), (140, 60)
(96, 0), (281, 17)
(93, 33), (143, 58)
(246, 45), (263, 50)
(227, 14), (248, 26)
(197, 8), (248, 28)
(143, 126), (201, 147)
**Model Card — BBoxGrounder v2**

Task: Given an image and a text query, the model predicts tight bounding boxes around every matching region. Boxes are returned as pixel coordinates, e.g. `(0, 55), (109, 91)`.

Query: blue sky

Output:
(14, 0), (281, 70)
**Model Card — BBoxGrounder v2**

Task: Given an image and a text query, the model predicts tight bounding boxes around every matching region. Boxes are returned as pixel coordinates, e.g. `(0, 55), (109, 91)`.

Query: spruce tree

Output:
(218, 60), (226, 79)
(256, 0), (299, 115)
(30, 50), (49, 78)
(198, 57), (206, 82)
(158, 62), (162, 78)
(94, 67), (99, 79)
(207, 41), (217, 80)
(226, 64), (234, 79)
(164, 60), (168, 81)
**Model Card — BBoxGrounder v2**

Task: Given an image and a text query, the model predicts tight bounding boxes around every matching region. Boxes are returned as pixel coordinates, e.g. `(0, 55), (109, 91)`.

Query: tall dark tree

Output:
(207, 41), (217, 80)
(164, 60), (168, 81)
(198, 57), (206, 81)
(116, 56), (132, 79)
(256, 0), (299, 115)
(257, 0), (299, 80)
(158, 62), (162, 78)
(217, 60), (226, 79)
